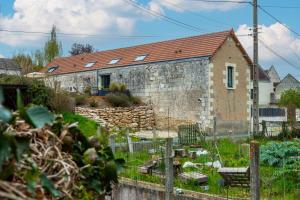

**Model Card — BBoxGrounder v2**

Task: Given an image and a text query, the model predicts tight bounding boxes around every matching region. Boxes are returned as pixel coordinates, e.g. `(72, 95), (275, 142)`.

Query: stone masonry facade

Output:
(75, 106), (155, 130)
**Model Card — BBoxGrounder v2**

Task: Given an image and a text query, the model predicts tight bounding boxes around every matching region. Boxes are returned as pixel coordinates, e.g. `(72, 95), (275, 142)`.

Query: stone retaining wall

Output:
(109, 178), (228, 200)
(75, 106), (155, 130)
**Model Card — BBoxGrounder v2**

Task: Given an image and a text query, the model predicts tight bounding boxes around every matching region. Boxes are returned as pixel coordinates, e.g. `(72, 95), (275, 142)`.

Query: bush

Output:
(83, 85), (91, 96)
(106, 93), (132, 107)
(260, 140), (300, 167)
(49, 92), (75, 112)
(130, 96), (142, 105)
(109, 82), (120, 92)
(89, 99), (98, 108)
(74, 95), (87, 106)
(119, 83), (127, 92)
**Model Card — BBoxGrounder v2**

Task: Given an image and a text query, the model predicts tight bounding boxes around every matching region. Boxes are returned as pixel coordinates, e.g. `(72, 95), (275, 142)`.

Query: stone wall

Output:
(97, 58), (211, 130)
(75, 106), (155, 130)
(110, 178), (226, 200)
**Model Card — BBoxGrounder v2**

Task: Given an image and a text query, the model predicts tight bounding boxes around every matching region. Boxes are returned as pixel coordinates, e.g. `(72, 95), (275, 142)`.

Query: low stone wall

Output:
(75, 106), (155, 130)
(110, 178), (227, 200)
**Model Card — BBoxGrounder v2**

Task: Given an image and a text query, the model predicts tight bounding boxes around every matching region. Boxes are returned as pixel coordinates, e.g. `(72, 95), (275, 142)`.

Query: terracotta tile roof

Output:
(44, 29), (250, 75)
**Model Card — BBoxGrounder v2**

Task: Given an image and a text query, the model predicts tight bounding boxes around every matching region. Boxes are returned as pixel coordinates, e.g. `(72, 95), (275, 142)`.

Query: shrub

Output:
(106, 93), (132, 107)
(130, 96), (142, 105)
(74, 94), (87, 106)
(260, 141), (300, 167)
(49, 92), (75, 112)
(119, 83), (127, 92)
(83, 85), (91, 96)
(89, 99), (98, 108)
(27, 79), (52, 106)
(109, 82), (120, 92)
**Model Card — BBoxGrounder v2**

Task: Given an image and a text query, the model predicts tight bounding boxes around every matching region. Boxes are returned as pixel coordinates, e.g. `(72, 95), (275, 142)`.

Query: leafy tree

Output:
(44, 25), (62, 63)
(33, 50), (45, 69)
(278, 89), (300, 128)
(69, 43), (94, 56)
(13, 53), (33, 74)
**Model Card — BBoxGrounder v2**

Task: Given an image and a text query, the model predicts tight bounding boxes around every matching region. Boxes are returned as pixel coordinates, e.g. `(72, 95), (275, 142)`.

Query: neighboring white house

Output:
(0, 58), (21, 75)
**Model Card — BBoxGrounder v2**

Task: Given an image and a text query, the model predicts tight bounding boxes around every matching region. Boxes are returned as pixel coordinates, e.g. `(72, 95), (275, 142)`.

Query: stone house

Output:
(0, 58), (21, 75)
(44, 30), (252, 135)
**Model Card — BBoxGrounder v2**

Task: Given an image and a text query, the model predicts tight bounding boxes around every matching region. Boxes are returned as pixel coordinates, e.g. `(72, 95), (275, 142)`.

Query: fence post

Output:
(126, 130), (133, 153)
(109, 134), (116, 154)
(250, 140), (260, 200)
(165, 137), (173, 200)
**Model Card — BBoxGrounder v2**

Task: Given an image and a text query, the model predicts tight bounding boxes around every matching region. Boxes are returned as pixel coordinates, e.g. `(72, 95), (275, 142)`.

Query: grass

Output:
(114, 138), (300, 200)
(62, 112), (98, 137)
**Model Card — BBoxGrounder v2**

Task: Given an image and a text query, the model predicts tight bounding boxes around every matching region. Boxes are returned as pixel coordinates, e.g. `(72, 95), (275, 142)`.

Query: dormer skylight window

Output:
(47, 66), (58, 73)
(134, 55), (147, 61)
(85, 61), (96, 68)
(108, 58), (121, 65)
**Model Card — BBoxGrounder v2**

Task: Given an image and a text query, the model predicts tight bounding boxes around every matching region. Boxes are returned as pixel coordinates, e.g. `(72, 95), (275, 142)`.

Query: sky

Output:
(0, 0), (300, 79)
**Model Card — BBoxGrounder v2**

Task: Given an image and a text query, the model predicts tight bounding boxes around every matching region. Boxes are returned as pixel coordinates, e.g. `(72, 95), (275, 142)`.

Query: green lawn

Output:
(62, 112), (98, 137)
(114, 138), (300, 200)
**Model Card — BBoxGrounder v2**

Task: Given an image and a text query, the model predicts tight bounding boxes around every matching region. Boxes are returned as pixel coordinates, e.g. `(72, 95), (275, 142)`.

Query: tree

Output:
(13, 53), (33, 74)
(44, 25), (62, 63)
(32, 50), (45, 71)
(69, 43), (94, 56)
(278, 89), (300, 128)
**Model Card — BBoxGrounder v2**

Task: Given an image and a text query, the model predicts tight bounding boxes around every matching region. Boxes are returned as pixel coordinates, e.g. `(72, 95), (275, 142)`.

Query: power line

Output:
(258, 39), (300, 72)
(162, 0), (233, 29)
(0, 29), (158, 39)
(257, 5), (300, 37)
(122, 0), (205, 32)
(186, 0), (250, 3)
(260, 5), (300, 9)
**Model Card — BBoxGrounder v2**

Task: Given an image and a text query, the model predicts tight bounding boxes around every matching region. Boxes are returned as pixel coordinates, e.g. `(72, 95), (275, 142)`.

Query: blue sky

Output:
(0, 0), (300, 79)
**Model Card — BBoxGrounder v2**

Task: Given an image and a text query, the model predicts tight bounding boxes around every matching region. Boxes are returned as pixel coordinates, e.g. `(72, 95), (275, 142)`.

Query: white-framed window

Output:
(85, 61), (96, 68)
(134, 55), (147, 61)
(225, 63), (237, 89)
(108, 58), (121, 65)
(47, 66), (58, 73)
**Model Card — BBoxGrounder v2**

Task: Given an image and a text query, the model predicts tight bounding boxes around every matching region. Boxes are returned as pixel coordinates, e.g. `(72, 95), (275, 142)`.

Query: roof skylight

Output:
(85, 61), (96, 68)
(47, 66), (58, 73)
(134, 55), (147, 61)
(108, 58), (121, 65)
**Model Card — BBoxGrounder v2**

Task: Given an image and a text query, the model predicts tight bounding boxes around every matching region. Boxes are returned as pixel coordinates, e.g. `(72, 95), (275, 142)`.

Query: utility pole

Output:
(253, 0), (259, 135)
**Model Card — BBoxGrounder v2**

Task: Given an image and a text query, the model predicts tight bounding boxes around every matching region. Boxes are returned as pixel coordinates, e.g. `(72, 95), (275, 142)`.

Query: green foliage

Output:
(119, 83), (127, 92)
(84, 85), (92, 96)
(62, 112), (98, 137)
(13, 53), (33, 74)
(74, 94), (87, 106)
(109, 82), (120, 92)
(260, 140), (300, 167)
(26, 106), (55, 128)
(49, 91), (75, 112)
(106, 93), (132, 107)
(278, 89), (300, 108)
(106, 93), (142, 107)
(44, 25), (62, 63)
(27, 79), (52, 106)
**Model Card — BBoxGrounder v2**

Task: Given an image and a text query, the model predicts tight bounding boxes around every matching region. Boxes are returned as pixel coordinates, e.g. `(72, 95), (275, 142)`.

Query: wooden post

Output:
(126, 130), (133, 153)
(165, 138), (173, 200)
(109, 134), (116, 154)
(250, 141), (260, 200)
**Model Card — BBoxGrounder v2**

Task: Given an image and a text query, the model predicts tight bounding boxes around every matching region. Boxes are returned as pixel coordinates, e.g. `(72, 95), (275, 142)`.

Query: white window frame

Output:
(108, 58), (121, 65)
(85, 61), (96, 68)
(225, 63), (237, 89)
(134, 55), (147, 61)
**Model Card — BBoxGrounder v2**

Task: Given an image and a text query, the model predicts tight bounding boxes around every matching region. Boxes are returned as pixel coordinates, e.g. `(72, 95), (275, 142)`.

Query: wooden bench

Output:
(218, 167), (250, 188)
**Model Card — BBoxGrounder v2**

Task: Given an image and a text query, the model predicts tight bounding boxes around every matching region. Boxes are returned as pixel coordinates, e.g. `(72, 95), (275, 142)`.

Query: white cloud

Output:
(0, 0), (156, 46)
(150, 0), (243, 12)
(0, 54), (4, 58)
(236, 22), (300, 65)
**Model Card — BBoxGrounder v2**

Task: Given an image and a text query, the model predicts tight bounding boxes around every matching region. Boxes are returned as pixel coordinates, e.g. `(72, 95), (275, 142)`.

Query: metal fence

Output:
(178, 123), (205, 145)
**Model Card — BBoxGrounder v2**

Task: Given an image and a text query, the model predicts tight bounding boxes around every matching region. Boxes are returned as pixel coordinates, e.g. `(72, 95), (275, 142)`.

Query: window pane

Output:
(134, 55), (147, 61)
(227, 66), (233, 88)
